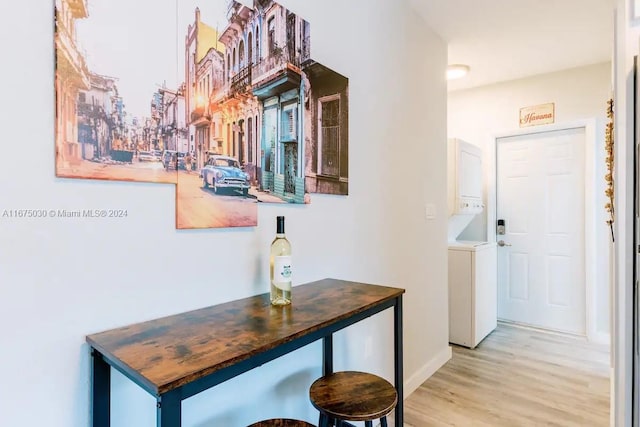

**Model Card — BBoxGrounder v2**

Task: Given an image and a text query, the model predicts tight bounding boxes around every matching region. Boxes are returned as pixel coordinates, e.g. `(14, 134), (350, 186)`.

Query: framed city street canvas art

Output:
(176, 0), (350, 205)
(54, 0), (349, 229)
(54, 0), (179, 185)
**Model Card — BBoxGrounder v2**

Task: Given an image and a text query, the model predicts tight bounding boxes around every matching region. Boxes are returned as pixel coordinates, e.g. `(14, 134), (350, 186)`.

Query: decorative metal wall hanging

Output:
(605, 98), (615, 242)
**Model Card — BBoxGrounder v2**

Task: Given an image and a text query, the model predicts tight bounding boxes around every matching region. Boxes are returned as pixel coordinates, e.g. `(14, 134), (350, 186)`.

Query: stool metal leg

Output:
(381, 417), (388, 427)
(365, 421), (373, 427)
(320, 413), (337, 427)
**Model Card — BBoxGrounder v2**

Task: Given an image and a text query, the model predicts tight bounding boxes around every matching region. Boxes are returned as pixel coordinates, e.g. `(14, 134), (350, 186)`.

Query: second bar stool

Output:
(309, 371), (397, 427)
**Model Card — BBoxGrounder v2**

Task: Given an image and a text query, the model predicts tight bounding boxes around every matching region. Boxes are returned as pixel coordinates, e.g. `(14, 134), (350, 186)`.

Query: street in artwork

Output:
(54, 0), (349, 229)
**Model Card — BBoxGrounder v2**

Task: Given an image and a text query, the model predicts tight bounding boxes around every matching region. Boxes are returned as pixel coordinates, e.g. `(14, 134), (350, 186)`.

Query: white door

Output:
(496, 127), (586, 335)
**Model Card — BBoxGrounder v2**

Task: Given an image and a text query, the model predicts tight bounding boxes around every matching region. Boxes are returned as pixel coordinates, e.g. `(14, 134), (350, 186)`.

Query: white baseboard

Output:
(609, 366), (615, 427)
(404, 345), (452, 398)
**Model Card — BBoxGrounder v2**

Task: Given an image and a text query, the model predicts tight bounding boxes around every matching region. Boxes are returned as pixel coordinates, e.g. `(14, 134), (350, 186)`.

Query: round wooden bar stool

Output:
(309, 371), (397, 427)
(247, 419), (315, 427)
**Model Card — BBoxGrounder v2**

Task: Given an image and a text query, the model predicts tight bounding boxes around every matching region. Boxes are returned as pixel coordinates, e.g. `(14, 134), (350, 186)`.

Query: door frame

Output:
(490, 119), (606, 343)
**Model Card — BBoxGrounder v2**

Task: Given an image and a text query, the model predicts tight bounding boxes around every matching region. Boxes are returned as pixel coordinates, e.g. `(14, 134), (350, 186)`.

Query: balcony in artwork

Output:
(220, 1), (252, 47)
(191, 105), (209, 124)
(230, 66), (252, 97)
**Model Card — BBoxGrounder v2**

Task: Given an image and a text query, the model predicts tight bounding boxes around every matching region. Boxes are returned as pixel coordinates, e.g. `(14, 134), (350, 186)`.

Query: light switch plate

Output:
(425, 203), (436, 220)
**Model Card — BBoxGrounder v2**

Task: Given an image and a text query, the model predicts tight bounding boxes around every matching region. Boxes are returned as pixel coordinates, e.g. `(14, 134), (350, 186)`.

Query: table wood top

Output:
(86, 278), (404, 395)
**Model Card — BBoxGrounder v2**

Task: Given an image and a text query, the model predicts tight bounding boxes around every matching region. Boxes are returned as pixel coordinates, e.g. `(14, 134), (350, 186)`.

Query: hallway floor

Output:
(398, 323), (610, 426)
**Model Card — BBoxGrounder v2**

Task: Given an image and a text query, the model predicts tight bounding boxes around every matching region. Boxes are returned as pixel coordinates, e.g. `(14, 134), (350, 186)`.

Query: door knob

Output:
(497, 240), (512, 247)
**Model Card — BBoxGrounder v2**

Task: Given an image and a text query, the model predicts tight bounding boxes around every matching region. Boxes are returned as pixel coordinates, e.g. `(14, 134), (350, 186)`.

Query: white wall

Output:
(448, 62), (612, 341)
(613, 1), (637, 425)
(0, 1), (449, 426)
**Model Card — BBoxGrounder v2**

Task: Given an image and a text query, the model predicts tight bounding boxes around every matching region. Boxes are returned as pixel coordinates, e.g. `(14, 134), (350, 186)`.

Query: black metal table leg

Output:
(322, 334), (333, 376)
(91, 348), (110, 427)
(394, 296), (404, 427)
(319, 335), (334, 427)
(157, 389), (182, 427)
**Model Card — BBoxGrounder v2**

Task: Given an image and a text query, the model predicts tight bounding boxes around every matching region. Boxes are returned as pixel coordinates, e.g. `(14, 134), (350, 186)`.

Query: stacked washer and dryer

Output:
(447, 138), (497, 348)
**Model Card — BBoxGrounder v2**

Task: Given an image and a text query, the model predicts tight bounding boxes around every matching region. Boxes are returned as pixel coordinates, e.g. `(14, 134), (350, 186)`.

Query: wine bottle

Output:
(270, 216), (292, 306)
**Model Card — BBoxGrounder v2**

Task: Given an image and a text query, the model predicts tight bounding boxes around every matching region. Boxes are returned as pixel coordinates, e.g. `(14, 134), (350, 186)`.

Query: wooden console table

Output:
(87, 278), (405, 427)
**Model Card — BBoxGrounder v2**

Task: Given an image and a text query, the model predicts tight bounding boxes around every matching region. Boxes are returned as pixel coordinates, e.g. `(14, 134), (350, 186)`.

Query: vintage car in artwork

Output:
(201, 155), (250, 196)
(137, 151), (155, 162)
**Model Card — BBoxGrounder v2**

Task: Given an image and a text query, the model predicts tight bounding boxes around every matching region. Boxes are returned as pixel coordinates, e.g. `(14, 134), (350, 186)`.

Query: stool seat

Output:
(309, 371), (397, 422)
(248, 419), (315, 427)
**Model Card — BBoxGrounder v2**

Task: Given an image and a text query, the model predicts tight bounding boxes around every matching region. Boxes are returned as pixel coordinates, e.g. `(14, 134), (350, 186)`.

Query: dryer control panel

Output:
(456, 197), (484, 215)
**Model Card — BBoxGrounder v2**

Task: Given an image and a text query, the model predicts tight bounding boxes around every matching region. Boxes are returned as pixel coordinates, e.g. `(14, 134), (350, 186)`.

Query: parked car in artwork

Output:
(201, 155), (250, 196)
(137, 151), (155, 162)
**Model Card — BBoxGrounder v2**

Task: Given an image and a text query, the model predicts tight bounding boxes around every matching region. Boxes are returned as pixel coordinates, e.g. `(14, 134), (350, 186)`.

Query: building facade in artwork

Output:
(302, 62), (349, 195)
(212, 1), (261, 186)
(77, 73), (119, 160)
(251, 0), (313, 202)
(187, 0), (349, 201)
(54, 0), (90, 168)
(185, 8), (225, 167)
(209, 0), (313, 202)
(193, 48), (226, 168)
(157, 85), (189, 153)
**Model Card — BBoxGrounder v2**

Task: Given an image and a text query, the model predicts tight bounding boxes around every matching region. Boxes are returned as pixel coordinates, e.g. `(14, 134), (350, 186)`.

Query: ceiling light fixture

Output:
(447, 64), (470, 80)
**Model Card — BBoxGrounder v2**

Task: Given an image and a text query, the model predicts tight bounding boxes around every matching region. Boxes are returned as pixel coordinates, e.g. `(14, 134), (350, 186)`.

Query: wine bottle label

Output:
(273, 255), (292, 291)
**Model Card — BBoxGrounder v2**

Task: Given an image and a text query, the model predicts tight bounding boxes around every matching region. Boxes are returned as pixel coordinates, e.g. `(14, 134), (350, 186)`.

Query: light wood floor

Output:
(397, 323), (610, 426)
